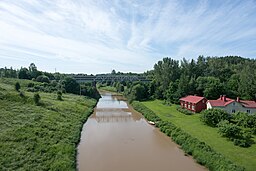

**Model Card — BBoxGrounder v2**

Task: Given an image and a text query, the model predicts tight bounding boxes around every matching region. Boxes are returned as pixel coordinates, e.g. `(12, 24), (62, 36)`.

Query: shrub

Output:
(19, 91), (25, 98)
(15, 82), (21, 92)
(34, 93), (41, 105)
(176, 106), (194, 115)
(57, 91), (62, 100)
(218, 120), (242, 139)
(36, 75), (50, 83)
(201, 109), (230, 127)
(27, 82), (34, 88)
(218, 120), (253, 147)
(232, 112), (256, 130)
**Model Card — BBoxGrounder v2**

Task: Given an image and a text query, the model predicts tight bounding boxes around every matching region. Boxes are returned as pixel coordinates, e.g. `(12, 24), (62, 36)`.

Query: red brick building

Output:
(180, 95), (207, 113)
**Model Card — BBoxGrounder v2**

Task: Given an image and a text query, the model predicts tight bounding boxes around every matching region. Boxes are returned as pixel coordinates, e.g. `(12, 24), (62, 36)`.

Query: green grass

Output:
(0, 78), (97, 170)
(142, 100), (256, 171)
(98, 86), (117, 92)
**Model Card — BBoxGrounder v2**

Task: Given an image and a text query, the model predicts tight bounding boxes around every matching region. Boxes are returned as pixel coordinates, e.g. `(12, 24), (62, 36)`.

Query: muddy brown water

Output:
(77, 92), (206, 171)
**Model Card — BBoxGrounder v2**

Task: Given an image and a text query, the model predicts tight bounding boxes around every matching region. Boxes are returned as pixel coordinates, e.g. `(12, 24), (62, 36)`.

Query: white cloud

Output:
(0, 0), (255, 73)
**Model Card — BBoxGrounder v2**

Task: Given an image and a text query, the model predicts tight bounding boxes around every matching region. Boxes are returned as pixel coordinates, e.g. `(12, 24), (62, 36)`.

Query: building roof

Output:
(240, 100), (256, 108)
(208, 98), (234, 107)
(208, 96), (256, 108)
(180, 95), (206, 104)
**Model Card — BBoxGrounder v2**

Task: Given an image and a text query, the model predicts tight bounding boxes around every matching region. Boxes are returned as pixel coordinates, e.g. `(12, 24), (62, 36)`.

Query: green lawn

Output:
(142, 100), (256, 171)
(0, 78), (97, 170)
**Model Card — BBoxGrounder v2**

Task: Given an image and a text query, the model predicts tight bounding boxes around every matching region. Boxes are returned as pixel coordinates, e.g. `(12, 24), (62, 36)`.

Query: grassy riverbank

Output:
(0, 78), (97, 170)
(142, 100), (256, 171)
(98, 85), (117, 92)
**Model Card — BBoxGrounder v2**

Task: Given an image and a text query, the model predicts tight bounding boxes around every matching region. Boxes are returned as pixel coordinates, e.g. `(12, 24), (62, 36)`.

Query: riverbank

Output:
(132, 100), (249, 170)
(0, 78), (97, 170)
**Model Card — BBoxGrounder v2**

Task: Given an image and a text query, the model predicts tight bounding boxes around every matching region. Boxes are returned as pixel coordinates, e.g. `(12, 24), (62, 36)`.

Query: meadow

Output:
(0, 78), (97, 170)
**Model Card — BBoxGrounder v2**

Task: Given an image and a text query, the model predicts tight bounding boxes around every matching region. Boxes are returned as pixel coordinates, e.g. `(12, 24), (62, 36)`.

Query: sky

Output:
(0, 0), (256, 74)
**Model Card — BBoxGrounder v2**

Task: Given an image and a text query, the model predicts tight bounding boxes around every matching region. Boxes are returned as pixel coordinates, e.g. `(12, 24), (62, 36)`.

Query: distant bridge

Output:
(72, 74), (151, 83)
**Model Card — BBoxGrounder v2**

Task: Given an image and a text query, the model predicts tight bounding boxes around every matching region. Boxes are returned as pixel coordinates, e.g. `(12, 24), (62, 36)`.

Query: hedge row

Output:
(176, 106), (194, 115)
(131, 101), (245, 171)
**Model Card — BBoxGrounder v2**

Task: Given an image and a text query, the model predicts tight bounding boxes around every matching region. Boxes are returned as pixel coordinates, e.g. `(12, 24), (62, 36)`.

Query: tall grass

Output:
(0, 78), (97, 170)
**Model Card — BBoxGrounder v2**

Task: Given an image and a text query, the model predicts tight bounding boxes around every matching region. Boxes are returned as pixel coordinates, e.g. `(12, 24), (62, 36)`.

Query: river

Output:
(77, 92), (206, 171)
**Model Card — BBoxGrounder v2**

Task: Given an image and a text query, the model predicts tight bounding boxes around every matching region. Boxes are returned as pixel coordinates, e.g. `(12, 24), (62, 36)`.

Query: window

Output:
(192, 105), (195, 110)
(232, 109), (236, 113)
(247, 110), (251, 114)
(202, 100), (205, 103)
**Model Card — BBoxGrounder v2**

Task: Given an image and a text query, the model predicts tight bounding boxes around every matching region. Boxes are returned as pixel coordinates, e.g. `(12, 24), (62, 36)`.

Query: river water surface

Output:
(77, 92), (205, 171)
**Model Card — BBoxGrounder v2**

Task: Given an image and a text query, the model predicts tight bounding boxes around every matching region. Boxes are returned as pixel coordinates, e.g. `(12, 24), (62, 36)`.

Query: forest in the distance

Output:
(1, 56), (256, 103)
(123, 56), (256, 103)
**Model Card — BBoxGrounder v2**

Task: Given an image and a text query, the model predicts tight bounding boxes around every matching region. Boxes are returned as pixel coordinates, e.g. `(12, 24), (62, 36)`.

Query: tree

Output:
(129, 83), (148, 101)
(36, 75), (50, 83)
(201, 109), (230, 127)
(196, 76), (224, 99)
(57, 91), (62, 100)
(153, 57), (180, 98)
(63, 77), (80, 94)
(238, 62), (256, 100)
(15, 82), (21, 92)
(34, 93), (41, 105)
(111, 69), (116, 75)
(18, 68), (30, 79)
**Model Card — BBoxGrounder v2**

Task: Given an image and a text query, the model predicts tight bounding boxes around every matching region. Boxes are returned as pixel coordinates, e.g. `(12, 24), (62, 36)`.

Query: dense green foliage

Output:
(200, 109), (255, 147)
(0, 67), (17, 78)
(57, 91), (62, 100)
(135, 56), (256, 103)
(217, 120), (253, 147)
(1, 63), (100, 100)
(201, 109), (231, 127)
(0, 78), (97, 170)
(231, 112), (256, 133)
(131, 101), (245, 171)
(15, 82), (20, 92)
(176, 106), (194, 115)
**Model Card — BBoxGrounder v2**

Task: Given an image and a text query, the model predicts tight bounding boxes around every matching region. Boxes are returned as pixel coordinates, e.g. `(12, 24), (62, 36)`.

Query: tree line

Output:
(123, 56), (256, 103)
(0, 63), (100, 100)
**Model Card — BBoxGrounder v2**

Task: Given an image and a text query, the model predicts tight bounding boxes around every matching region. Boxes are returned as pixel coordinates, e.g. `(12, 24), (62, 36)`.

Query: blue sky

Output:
(0, 0), (256, 74)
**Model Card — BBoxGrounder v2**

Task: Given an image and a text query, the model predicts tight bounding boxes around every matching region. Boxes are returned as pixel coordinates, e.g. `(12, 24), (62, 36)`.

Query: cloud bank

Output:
(0, 0), (255, 73)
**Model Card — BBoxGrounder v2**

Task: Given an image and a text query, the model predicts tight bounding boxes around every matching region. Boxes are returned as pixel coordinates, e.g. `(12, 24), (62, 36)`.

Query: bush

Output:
(19, 91), (25, 98)
(36, 75), (50, 83)
(201, 109), (231, 127)
(218, 120), (253, 147)
(218, 120), (242, 139)
(34, 93), (41, 105)
(232, 112), (256, 131)
(27, 82), (34, 88)
(15, 82), (21, 92)
(57, 91), (62, 100)
(176, 106), (194, 115)
(131, 102), (244, 171)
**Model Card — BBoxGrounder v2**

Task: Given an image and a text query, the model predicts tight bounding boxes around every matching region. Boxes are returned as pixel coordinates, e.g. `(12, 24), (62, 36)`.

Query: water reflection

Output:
(77, 92), (206, 171)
